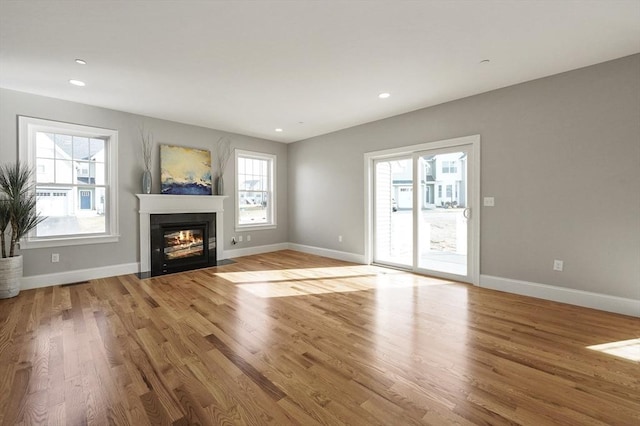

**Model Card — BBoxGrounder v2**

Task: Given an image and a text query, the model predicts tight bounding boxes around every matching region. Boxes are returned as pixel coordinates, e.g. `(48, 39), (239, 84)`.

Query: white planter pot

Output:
(0, 255), (23, 299)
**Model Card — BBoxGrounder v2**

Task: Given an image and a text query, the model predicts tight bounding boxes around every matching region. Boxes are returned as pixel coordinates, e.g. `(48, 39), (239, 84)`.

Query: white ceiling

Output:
(1, 1), (639, 143)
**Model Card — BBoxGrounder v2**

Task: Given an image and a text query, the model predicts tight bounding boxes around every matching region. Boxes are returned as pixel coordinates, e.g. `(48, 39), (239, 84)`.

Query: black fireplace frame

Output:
(150, 213), (216, 276)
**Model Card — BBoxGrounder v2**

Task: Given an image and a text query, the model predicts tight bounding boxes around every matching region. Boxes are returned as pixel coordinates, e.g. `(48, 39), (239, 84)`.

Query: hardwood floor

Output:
(1, 250), (638, 425)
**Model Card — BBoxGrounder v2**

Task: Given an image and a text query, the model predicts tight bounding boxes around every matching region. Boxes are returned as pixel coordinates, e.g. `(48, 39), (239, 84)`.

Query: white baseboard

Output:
(17, 242), (365, 291)
(288, 243), (365, 264)
(224, 242), (365, 264)
(480, 275), (640, 317)
(21, 262), (140, 290)
(223, 243), (291, 259)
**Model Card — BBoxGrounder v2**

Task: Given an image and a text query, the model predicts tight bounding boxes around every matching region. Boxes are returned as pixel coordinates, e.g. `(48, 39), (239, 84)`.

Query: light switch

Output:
(483, 197), (495, 207)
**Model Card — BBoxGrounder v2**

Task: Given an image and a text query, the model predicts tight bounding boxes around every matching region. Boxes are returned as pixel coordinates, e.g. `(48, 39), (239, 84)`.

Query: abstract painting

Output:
(160, 144), (212, 195)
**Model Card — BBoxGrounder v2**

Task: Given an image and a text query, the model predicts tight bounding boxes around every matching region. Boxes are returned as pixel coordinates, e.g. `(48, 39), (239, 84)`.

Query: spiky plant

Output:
(0, 162), (45, 258)
(0, 199), (9, 258)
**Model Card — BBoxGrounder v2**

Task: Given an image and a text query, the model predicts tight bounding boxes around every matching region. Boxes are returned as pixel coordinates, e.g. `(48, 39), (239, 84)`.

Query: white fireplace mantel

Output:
(136, 194), (227, 273)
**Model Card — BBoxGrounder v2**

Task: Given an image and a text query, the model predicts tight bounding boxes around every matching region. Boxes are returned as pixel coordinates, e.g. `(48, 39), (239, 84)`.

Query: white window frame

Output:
(234, 149), (276, 231)
(18, 116), (119, 249)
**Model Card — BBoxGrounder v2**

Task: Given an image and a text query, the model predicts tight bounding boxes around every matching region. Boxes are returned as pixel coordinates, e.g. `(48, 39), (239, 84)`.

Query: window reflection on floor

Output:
(215, 266), (451, 298)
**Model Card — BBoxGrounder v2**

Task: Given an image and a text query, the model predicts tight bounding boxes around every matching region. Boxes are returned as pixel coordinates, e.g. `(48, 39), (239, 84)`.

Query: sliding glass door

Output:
(372, 141), (476, 283)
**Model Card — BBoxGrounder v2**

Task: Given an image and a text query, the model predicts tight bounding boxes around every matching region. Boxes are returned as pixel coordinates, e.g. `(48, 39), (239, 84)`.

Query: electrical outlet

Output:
(238, 235), (243, 242)
(231, 237), (237, 245)
(338, 235), (343, 243)
(553, 259), (564, 271)
(51, 253), (59, 263)
(483, 197), (495, 207)
(247, 235), (251, 242)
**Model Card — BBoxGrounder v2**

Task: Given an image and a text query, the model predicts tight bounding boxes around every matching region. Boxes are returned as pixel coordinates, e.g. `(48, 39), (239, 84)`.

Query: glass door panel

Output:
(374, 158), (413, 267)
(418, 151), (468, 276)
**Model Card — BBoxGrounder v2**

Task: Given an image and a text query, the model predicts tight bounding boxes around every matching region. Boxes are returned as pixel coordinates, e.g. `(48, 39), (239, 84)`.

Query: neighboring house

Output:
(432, 152), (467, 208)
(238, 179), (267, 206)
(35, 132), (106, 218)
(391, 152), (467, 210)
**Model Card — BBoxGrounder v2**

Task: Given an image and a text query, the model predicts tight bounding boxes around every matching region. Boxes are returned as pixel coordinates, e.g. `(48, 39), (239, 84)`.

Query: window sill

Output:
(235, 224), (277, 232)
(19, 235), (120, 249)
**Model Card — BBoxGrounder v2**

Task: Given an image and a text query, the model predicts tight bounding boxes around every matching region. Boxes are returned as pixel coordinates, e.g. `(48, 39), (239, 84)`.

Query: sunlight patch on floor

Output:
(215, 265), (400, 284)
(587, 338), (640, 362)
(233, 267), (451, 298)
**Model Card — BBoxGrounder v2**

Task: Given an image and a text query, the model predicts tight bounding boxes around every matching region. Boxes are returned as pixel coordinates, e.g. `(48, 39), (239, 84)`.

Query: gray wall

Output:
(0, 88), (288, 277)
(288, 54), (640, 300)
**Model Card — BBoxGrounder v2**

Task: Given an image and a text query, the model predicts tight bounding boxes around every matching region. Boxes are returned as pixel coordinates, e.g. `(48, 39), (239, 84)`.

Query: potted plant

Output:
(0, 162), (45, 299)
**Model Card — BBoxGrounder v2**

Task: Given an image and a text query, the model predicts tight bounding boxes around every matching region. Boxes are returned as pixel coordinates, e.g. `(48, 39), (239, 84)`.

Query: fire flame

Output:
(167, 230), (203, 248)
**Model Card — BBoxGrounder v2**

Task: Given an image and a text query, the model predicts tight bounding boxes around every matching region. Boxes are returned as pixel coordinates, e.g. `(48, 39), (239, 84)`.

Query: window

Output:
(235, 150), (276, 230)
(442, 160), (457, 173)
(18, 116), (118, 248)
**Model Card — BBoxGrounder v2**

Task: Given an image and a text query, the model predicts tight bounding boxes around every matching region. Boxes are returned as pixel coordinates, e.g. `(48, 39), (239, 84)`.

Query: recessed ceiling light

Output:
(75, 59), (87, 65)
(69, 79), (86, 87)
(378, 92), (391, 99)
(275, 128), (283, 132)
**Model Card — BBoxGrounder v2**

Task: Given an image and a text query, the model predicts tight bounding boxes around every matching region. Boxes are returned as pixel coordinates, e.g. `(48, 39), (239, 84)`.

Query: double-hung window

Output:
(442, 160), (457, 173)
(18, 116), (119, 248)
(235, 150), (276, 230)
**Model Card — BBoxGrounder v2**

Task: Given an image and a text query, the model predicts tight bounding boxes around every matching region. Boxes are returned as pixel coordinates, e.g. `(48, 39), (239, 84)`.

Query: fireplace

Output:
(137, 194), (226, 276)
(150, 213), (216, 276)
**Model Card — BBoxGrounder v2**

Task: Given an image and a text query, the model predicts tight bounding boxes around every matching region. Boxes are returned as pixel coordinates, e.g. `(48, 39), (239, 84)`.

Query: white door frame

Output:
(364, 134), (480, 285)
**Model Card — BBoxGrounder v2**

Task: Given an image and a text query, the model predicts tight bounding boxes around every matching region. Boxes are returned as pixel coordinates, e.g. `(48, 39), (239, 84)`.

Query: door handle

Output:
(463, 208), (471, 219)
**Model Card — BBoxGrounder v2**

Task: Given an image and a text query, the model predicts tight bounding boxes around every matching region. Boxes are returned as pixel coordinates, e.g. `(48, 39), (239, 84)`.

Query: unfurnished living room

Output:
(0, 1), (639, 425)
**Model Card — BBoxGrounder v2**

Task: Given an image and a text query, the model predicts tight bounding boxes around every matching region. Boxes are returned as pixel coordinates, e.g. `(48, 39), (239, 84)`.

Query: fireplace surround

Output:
(137, 194), (226, 276)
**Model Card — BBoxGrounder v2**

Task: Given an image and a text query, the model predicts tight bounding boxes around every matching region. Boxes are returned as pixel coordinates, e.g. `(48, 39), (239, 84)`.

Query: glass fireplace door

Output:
(163, 227), (205, 260)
